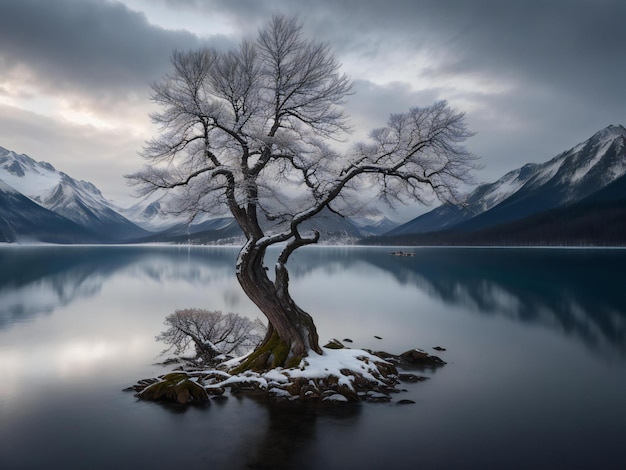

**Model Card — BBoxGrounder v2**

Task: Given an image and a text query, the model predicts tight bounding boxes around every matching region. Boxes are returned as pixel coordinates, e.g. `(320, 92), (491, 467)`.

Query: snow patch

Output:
(570, 139), (614, 183)
(0, 178), (19, 194)
(480, 169), (526, 210)
(533, 156), (565, 185)
(216, 348), (394, 396)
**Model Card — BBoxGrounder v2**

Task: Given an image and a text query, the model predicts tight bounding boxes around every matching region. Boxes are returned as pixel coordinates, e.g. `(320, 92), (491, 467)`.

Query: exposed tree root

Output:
(229, 330), (303, 374)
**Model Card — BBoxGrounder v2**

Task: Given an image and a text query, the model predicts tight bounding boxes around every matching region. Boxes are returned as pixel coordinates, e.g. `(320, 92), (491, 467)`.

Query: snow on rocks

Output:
(127, 346), (445, 405)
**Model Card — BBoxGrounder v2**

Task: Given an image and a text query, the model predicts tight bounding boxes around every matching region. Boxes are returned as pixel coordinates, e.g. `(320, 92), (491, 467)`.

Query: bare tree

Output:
(157, 309), (266, 360)
(129, 16), (478, 371)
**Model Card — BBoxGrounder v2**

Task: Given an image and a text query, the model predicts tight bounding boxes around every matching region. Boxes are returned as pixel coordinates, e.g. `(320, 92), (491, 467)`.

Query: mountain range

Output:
(367, 124), (626, 246)
(2, 124), (625, 245)
(0, 146), (395, 244)
(0, 146), (149, 243)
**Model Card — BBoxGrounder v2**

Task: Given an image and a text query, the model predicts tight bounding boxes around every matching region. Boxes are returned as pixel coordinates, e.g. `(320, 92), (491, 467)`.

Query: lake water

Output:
(0, 245), (625, 469)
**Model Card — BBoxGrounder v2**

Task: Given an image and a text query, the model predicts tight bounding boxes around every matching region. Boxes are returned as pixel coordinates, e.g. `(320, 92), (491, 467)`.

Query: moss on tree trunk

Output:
(230, 328), (304, 373)
(234, 241), (322, 373)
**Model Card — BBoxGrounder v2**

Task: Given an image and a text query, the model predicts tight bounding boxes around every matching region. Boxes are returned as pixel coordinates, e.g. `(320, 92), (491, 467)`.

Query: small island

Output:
(125, 309), (445, 405)
(390, 251), (416, 257)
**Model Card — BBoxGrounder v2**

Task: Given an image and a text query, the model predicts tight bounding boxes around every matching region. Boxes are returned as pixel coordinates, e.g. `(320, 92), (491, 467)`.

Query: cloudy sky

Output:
(1, 0), (624, 219)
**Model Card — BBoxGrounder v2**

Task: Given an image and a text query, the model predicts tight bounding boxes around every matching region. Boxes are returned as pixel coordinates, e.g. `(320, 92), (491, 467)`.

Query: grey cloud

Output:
(345, 80), (442, 133)
(160, 1), (626, 113)
(1, 0), (624, 209)
(0, 0), (212, 100)
(0, 103), (143, 203)
(426, 1), (626, 97)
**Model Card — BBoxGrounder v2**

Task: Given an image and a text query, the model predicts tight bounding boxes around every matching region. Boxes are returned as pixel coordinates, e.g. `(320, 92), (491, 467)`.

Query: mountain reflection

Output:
(2, 245), (625, 359)
(358, 248), (626, 358)
(0, 246), (237, 328)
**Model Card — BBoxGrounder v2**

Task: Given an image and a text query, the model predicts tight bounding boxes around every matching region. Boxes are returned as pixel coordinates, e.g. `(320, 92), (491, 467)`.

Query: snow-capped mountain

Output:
(0, 178), (100, 243)
(0, 143), (396, 244)
(352, 215), (399, 237)
(0, 146), (148, 241)
(121, 185), (400, 244)
(388, 124), (626, 236)
(119, 194), (191, 232)
(122, 192), (400, 241)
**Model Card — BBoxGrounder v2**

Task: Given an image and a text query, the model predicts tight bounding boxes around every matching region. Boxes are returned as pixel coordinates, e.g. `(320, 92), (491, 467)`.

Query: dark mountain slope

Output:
(0, 180), (100, 243)
(364, 174), (626, 246)
(387, 125), (626, 237)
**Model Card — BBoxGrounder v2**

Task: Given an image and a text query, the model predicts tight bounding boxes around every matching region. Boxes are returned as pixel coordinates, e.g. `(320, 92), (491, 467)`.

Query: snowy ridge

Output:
(0, 145), (147, 241)
(1, 144), (395, 243)
(387, 124), (626, 236)
(478, 125), (626, 208)
(119, 193), (195, 232)
(0, 148), (63, 199)
(0, 177), (19, 194)
(570, 139), (614, 183)
(0, 147), (109, 223)
(475, 166), (530, 212)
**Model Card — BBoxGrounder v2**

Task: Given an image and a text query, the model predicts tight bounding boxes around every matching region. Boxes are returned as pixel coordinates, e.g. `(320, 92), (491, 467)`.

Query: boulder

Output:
(323, 338), (345, 349)
(137, 372), (209, 404)
(399, 348), (446, 367)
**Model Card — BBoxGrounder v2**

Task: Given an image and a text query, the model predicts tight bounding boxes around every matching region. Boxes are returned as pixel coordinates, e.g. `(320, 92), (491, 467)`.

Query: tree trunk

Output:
(232, 241), (322, 372)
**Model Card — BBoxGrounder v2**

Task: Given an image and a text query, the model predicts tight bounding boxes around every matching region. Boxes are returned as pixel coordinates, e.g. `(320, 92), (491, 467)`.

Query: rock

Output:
(227, 379), (265, 395)
(130, 344), (441, 406)
(365, 392), (392, 403)
(399, 348), (446, 367)
(323, 338), (345, 349)
(374, 335), (382, 340)
(368, 350), (397, 362)
(137, 372), (209, 404)
(322, 393), (349, 402)
(400, 348), (428, 361)
(201, 371), (231, 383)
(343, 338), (353, 343)
(397, 399), (416, 405)
(433, 346), (446, 351)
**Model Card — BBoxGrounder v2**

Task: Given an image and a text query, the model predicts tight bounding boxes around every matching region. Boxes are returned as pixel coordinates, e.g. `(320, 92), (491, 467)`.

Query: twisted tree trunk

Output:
(232, 240), (322, 372)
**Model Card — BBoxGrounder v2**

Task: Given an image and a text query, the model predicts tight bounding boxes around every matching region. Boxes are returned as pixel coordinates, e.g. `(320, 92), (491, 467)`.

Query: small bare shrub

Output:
(157, 308), (266, 361)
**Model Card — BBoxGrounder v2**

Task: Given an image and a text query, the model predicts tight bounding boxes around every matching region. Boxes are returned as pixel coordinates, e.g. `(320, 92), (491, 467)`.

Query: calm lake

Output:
(1, 245), (625, 469)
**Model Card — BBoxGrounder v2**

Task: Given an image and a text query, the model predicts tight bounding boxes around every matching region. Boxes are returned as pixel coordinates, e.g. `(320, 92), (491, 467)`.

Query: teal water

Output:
(0, 245), (625, 469)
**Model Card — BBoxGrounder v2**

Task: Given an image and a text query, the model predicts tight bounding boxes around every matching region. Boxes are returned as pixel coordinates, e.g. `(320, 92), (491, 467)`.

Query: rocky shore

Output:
(125, 342), (446, 406)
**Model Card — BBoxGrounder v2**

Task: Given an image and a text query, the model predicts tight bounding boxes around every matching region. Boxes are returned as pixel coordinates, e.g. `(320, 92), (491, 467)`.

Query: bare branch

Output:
(156, 309), (266, 359)
(128, 15), (477, 250)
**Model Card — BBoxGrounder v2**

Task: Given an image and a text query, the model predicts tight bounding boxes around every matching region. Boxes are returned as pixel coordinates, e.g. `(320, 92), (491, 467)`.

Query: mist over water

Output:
(1, 245), (625, 469)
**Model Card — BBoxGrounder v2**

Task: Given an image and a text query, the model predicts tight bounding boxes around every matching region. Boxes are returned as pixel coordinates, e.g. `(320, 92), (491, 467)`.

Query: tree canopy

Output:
(129, 16), (476, 237)
(128, 15), (478, 370)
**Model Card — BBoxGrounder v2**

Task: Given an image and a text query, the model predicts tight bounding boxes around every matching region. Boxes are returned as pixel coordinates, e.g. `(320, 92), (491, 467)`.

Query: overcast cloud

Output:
(0, 0), (624, 218)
